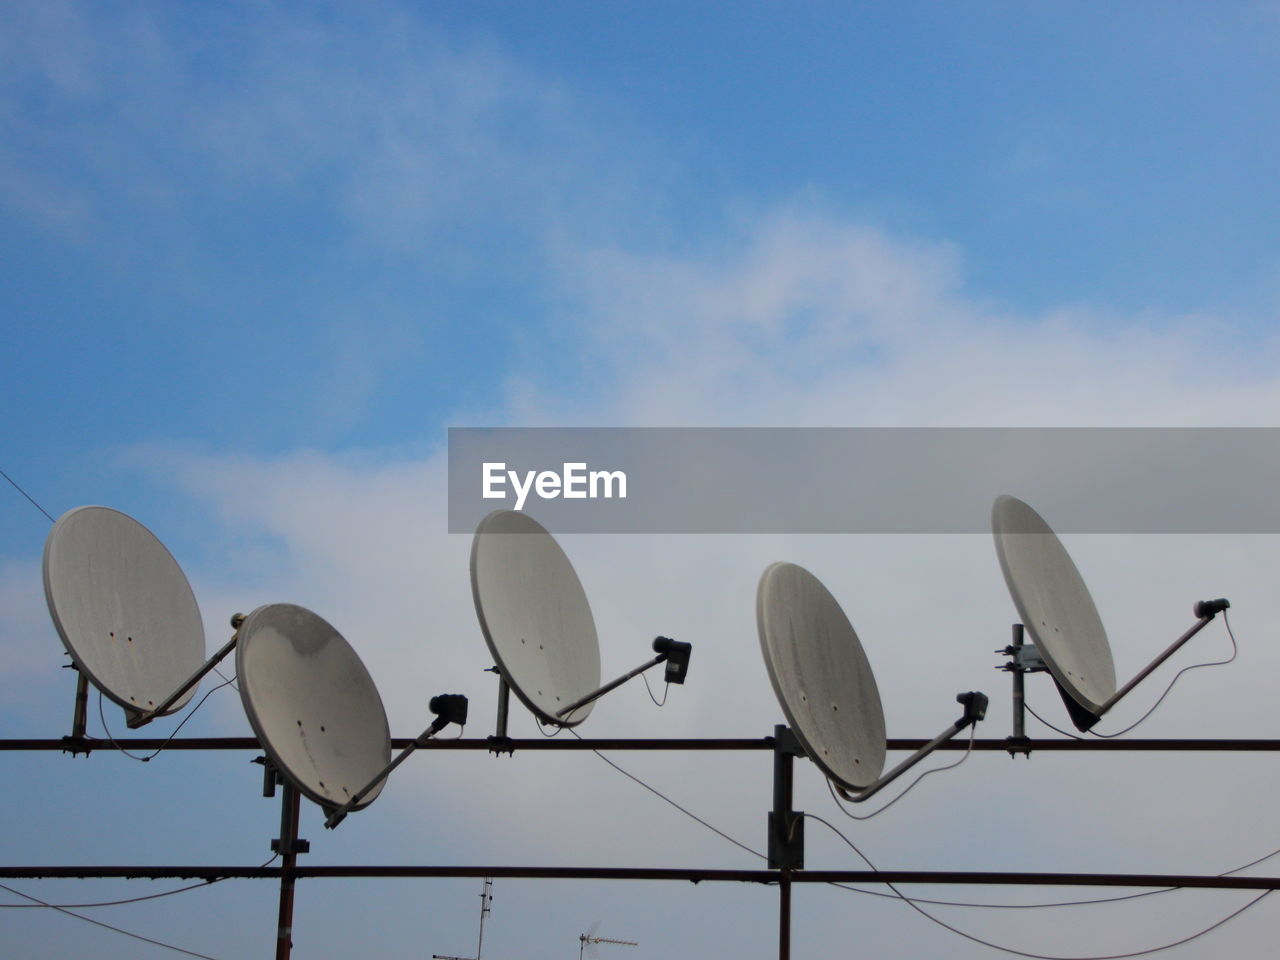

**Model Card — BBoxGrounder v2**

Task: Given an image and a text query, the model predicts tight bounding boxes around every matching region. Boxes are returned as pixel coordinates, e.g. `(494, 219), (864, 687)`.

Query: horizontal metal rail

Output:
(5, 737), (1280, 753)
(1, 864), (1279, 890)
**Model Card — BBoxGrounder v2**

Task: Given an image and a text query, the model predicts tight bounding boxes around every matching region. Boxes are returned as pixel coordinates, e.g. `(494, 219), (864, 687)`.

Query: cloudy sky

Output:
(4, 2), (1280, 958)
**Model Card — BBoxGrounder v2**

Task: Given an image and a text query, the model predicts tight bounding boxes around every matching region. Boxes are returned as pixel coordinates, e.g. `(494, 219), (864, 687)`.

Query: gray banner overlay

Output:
(447, 428), (1280, 533)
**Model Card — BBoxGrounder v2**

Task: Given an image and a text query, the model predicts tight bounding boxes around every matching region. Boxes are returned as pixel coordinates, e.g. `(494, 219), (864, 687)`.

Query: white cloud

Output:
(537, 204), (1280, 429)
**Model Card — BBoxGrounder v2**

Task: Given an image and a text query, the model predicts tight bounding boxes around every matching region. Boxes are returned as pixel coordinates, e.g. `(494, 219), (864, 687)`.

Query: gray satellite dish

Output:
(757, 561), (986, 802)
(992, 495), (1230, 731)
(992, 494), (1116, 718)
(237, 604), (391, 813)
(471, 510), (603, 727)
(757, 561), (886, 789)
(43, 506), (206, 721)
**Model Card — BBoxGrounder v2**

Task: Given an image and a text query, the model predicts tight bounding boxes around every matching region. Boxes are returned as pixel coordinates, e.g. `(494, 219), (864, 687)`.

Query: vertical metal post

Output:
(778, 872), (792, 960)
(70, 671), (89, 740)
(495, 676), (510, 739)
(769, 725), (802, 960)
(274, 781), (302, 960)
(1011, 623), (1025, 741)
(476, 876), (493, 960)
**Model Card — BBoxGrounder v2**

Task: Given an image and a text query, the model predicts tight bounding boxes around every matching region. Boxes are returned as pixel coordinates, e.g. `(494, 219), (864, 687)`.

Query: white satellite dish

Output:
(471, 510), (602, 727)
(992, 494), (1117, 717)
(992, 495), (1229, 731)
(470, 510), (691, 733)
(237, 604), (392, 813)
(757, 561), (886, 789)
(757, 561), (986, 801)
(43, 506), (206, 725)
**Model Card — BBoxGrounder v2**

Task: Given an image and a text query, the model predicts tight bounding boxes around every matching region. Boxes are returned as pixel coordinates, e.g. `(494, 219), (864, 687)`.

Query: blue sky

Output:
(4, 2), (1280, 958)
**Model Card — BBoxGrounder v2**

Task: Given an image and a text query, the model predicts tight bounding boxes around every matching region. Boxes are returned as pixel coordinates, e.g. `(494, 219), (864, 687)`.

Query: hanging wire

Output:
(537, 714), (569, 737)
(0, 881), (223, 959)
(1026, 703), (1088, 740)
(1088, 611), (1238, 739)
(0, 854), (280, 910)
(570, 715), (1280, 916)
(96, 672), (238, 762)
(567, 727), (765, 859)
(1025, 613), (1239, 740)
(640, 671), (670, 707)
(825, 838), (1280, 910)
(210, 665), (238, 692)
(806, 812), (1274, 960)
(826, 723), (977, 820)
(0, 880), (218, 910)
(0, 467), (56, 523)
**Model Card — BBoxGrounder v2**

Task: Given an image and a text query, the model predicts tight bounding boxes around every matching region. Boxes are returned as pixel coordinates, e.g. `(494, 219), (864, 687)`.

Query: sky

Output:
(4, 1), (1280, 958)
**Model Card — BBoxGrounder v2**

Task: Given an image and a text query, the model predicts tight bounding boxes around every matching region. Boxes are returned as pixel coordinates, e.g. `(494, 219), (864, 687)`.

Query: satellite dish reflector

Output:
(756, 561), (887, 790)
(758, 562), (987, 801)
(992, 495), (1230, 732)
(237, 604), (391, 812)
(43, 506), (205, 718)
(471, 510), (602, 727)
(991, 495), (1117, 717)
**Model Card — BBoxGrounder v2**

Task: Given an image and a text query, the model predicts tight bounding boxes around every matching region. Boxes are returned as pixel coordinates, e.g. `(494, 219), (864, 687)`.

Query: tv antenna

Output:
(992, 495), (1230, 733)
(579, 922), (638, 960)
(433, 876), (494, 960)
(470, 510), (691, 741)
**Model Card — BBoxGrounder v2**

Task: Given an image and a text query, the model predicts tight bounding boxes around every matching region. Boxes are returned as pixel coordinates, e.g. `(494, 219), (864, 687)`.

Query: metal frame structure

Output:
(6, 732), (1280, 959)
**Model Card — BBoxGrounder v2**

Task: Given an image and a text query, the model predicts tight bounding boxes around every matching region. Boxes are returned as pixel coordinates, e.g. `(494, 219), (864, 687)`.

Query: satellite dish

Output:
(471, 510), (602, 727)
(43, 506), (205, 720)
(236, 603), (391, 812)
(756, 561), (886, 790)
(992, 495), (1230, 732)
(757, 561), (986, 801)
(991, 494), (1117, 718)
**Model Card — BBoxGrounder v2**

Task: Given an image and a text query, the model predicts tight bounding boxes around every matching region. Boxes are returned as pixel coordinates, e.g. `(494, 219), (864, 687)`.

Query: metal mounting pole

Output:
(998, 627), (1039, 756)
(71, 671), (88, 740)
(1008, 623), (1032, 756)
(486, 669), (514, 755)
(495, 675), (510, 738)
(273, 780), (308, 960)
(778, 873), (791, 960)
(1011, 623), (1025, 741)
(768, 726), (803, 960)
